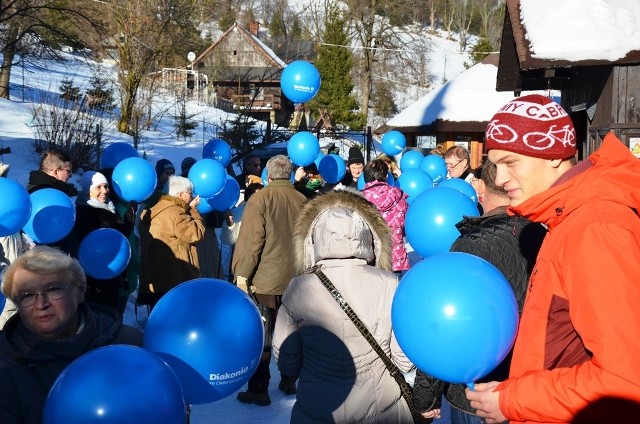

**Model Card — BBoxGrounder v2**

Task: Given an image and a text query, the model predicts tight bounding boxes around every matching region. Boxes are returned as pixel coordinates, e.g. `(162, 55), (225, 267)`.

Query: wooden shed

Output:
(497, 0), (640, 159)
(375, 54), (549, 168)
(192, 23), (292, 124)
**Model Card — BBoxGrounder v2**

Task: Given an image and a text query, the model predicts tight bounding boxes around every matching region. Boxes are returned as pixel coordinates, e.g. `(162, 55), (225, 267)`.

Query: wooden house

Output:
(375, 54), (549, 168)
(497, 0), (640, 159)
(192, 23), (293, 124)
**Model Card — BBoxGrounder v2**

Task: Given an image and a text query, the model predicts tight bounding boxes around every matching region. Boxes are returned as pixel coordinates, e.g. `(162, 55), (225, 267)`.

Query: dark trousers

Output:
(247, 294), (281, 393)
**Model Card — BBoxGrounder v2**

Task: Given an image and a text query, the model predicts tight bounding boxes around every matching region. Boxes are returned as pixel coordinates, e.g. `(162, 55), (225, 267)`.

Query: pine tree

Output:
(59, 78), (81, 102)
(308, 5), (365, 130)
(174, 95), (198, 140)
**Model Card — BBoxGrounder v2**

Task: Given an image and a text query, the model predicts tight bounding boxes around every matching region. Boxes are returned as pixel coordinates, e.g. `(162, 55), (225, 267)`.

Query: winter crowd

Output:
(1, 93), (640, 424)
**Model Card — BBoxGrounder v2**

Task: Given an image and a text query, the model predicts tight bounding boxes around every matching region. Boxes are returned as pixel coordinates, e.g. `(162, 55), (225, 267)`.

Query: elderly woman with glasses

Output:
(0, 245), (143, 424)
(443, 145), (474, 183)
(138, 175), (205, 309)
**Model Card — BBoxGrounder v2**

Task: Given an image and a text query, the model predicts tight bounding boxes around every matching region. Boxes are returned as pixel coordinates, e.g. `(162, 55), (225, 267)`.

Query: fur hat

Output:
(347, 147), (365, 165)
(81, 171), (108, 194)
(181, 157), (197, 177)
(155, 158), (175, 176)
(485, 94), (577, 159)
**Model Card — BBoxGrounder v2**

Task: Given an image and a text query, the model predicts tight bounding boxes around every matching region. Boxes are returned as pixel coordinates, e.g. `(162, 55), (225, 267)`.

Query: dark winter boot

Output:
(236, 390), (271, 406)
(278, 375), (297, 395)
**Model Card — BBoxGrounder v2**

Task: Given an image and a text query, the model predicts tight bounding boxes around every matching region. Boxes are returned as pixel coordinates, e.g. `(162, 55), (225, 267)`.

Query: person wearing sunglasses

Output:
(0, 246), (142, 424)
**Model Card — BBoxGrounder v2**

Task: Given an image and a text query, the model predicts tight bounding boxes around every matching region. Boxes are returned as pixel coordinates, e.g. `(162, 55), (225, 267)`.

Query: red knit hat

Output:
(485, 94), (577, 159)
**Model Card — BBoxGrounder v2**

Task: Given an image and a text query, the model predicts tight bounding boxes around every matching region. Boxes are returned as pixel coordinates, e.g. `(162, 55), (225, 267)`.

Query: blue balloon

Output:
(318, 154), (346, 184)
(78, 228), (131, 279)
(397, 169), (434, 203)
(287, 131), (320, 166)
(399, 150), (424, 171)
(261, 166), (269, 186)
(199, 175), (241, 213)
(44, 345), (186, 424)
(438, 178), (478, 203)
(381, 130), (406, 156)
(23, 188), (75, 244)
(112, 157), (156, 202)
(100, 142), (138, 169)
(0, 291), (5, 313)
(203, 138), (232, 167)
(420, 155), (448, 184)
(0, 177), (31, 236)
(280, 60), (321, 104)
(405, 187), (479, 258)
(143, 279), (264, 404)
(392, 252), (519, 385)
(313, 152), (325, 168)
(188, 159), (226, 198)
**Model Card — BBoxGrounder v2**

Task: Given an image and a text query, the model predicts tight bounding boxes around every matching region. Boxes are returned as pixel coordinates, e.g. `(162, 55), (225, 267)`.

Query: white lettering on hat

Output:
(499, 101), (568, 121)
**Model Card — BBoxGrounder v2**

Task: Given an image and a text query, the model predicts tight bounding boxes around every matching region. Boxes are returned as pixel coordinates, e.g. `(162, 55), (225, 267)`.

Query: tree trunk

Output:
(0, 24), (19, 99)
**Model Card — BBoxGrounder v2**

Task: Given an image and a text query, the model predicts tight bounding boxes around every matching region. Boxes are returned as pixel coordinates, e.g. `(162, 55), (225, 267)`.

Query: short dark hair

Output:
(480, 160), (507, 196)
(363, 159), (389, 183)
(40, 149), (71, 172)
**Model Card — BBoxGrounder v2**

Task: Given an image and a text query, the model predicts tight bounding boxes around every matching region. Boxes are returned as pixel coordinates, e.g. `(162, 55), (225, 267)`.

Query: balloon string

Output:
(466, 382), (475, 391)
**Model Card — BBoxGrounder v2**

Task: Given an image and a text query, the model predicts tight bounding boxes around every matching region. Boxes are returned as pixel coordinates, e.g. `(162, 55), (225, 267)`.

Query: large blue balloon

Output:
(399, 150), (424, 171)
(100, 142), (138, 169)
(438, 178), (478, 203)
(318, 154), (346, 184)
(280, 60), (321, 104)
(405, 187), (479, 258)
(0, 291), (5, 313)
(397, 169), (434, 204)
(23, 188), (75, 244)
(78, 228), (131, 279)
(261, 166), (269, 186)
(392, 252), (519, 386)
(144, 279), (264, 404)
(420, 155), (448, 184)
(44, 345), (186, 424)
(381, 131), (406, 156)
(203, 138), (232, 167)
(188, 158), (226, 198)
(198, 175), (241, 214)
(287, 132), (320, 166)
(112, 157), (156, 202)
(0, 177), (31, 236)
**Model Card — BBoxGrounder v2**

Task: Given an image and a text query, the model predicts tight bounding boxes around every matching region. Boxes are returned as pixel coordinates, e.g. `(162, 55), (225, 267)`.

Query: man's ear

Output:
(549, 158), (564, 169)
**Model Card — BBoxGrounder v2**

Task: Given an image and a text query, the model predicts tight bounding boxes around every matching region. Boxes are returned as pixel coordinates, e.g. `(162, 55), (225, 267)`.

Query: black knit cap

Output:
(181, 157), (197, 177)
(347, 147), (364, 165)
(155, 158), (175, 176)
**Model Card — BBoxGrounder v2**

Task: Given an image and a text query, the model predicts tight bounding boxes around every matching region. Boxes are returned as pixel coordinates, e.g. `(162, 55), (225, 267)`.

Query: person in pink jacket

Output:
(362, 159), (410, 273)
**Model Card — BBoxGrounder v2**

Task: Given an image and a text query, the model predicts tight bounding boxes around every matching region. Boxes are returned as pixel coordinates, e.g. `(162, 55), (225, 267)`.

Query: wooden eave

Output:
(497, 0), (640, 92)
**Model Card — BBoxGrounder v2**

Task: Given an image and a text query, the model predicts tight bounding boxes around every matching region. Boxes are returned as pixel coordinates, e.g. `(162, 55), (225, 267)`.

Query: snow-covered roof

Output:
(521, 0), (640, 62)
(383, 55), (549, 130)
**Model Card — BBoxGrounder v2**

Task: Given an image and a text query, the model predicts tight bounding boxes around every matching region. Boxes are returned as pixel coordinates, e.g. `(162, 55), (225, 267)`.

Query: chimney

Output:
(248, 20), (259, 37)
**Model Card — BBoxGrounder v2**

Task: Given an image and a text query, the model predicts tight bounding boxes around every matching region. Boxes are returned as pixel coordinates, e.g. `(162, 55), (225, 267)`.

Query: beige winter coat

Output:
(138, 195), (205, 295)
(272, 189), (414, 423)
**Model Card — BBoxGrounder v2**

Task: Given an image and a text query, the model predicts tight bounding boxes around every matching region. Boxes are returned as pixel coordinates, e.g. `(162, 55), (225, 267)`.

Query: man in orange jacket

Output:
(466, 94), (640, 423)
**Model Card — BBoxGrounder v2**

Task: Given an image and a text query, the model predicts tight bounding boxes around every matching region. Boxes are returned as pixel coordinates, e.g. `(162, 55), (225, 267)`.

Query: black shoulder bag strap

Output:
(313, 267), (427, 424)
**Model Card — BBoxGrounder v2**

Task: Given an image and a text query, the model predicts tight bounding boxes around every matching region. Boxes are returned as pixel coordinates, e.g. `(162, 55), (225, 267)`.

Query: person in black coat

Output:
(26, 149), (77, 197)
(413, 161), (547, 423)
(72, 171), (133, 312)
(340, 146), (365, 188)
(0, 246), (143, 424)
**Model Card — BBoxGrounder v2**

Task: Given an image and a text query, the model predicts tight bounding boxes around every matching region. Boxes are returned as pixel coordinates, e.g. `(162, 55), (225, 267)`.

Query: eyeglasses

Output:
(445, 159), (464, 169)
(248, 162), (261, 168)
(14, 284), (71, 308)
(57, 168), (73, 174)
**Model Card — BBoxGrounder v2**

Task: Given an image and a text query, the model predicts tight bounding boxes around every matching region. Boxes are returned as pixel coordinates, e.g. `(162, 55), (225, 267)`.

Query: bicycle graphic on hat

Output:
(487, 121), (575, 150)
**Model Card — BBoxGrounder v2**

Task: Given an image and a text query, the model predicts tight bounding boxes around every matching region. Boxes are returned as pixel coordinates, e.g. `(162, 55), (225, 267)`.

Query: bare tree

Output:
(0, 0), (103, 99)
(97, 0), (199, 134)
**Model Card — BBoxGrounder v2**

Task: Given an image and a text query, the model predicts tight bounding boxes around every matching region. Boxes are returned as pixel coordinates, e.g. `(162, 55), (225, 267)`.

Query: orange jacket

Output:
(497, 133), (640, 423)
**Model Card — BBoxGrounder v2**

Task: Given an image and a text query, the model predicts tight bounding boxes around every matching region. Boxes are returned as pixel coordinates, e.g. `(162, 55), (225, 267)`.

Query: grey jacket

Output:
(273, 190), (414, 423)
